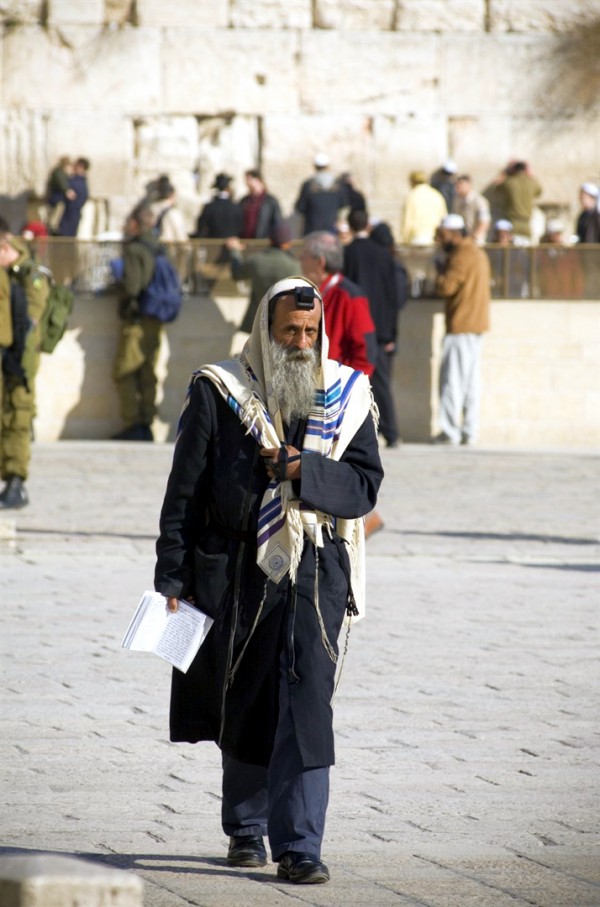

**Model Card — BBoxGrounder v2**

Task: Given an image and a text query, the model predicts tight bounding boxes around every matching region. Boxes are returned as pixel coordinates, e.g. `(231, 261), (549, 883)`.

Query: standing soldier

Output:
(0, 226), (50, 508)
(112, 205), (162, 441)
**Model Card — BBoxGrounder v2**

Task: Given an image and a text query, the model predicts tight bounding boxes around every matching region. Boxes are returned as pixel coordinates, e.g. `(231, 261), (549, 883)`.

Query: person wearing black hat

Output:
(192, 173), (242, 239)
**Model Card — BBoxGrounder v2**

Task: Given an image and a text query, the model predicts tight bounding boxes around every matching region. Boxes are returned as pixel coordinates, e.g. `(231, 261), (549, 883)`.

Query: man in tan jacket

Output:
(433, 214), (491, 445)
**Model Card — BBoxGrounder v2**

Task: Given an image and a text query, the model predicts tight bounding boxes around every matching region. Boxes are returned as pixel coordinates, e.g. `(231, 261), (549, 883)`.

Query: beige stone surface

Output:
(136, 0), (228, 27)
(315, 0), (396, 30)
(230, 0), (313, 29)
(0, 108), (48, 196)
(299, 31), (440, 115)
(489, 0), (599, 33)
(2, 24), (161, 111)
(47, 0), (104, 26)
(195, 116), (260, 198)
(105, 0), (135, 26)
(441, 34), (555, 116)
(0, 1), (40, 25)
(395, 0), (485, 31)
(162, 28), (301, 115)
(0, 853), (142, 907)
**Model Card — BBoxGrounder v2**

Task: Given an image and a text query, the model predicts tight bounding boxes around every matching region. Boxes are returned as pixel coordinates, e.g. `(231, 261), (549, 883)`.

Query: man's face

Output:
(580, 190), (597, 211)
(246, 175), (263, 195)
(271, 294), (321, 353)
(455, 178), (470, 199)
(439, 228), (461, 251)
(124, 217), (139, 238)
(299, 249), (326, 287)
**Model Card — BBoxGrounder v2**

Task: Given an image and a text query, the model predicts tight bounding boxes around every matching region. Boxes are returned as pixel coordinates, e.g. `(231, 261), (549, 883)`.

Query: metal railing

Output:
(27, 238), (600, 301)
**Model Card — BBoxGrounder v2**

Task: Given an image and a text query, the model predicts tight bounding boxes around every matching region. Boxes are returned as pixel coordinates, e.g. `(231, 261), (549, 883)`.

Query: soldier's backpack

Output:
(137, 245), (183, 324)
(36, 266), (75, 353)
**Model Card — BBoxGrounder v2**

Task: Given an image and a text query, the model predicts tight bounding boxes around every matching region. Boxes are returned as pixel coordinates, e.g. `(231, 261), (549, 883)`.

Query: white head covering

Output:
(581, 182), (599, 198)
(440, 213), (465, 230)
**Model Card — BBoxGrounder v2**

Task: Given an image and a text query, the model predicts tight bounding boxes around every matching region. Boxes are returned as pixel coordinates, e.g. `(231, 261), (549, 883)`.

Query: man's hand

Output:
(260, 445), (302, 482)
(225, 237), (244, 251)
(167, 596), (179, 612)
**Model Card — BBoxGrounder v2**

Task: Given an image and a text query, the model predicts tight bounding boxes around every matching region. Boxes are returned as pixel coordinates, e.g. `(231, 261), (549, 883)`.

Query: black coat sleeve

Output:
(154, 379), (214, 598)
(297, 412), (383, 519)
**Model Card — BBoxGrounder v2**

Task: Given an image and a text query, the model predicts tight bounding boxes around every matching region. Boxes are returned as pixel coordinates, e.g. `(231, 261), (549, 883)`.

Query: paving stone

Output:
(0, 441), (598, 905)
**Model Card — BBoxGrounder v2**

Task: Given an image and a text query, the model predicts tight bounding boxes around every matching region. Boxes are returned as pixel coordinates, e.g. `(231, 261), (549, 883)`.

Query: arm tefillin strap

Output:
(274, 445), (301, 482)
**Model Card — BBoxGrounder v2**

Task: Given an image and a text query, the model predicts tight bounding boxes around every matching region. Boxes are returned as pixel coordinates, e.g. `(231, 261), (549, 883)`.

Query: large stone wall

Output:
(1, 0), (599, 236)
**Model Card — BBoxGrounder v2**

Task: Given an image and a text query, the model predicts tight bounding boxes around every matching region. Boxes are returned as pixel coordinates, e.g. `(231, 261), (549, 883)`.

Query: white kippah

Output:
(581, 182), (599, 198)
(440, 214), (465, 230)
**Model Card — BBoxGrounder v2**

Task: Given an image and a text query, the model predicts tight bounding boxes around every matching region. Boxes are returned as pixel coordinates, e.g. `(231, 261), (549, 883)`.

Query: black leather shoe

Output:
(227, 835), (267, 867)
(276, 851), (330, 884)
(0, 476), (29, 509)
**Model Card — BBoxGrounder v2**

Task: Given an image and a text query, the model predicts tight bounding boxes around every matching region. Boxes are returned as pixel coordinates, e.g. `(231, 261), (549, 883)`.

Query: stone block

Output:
(394, 0), (485, 32)
(0, 109), (48, 197)
(488, 0), (598, 33)
(0, 1), (41, 25)
(441, 34), (553, 117)
(314, 0), (396, 30)
(133, 115), (199, 190)
(0, 853), (142, 907)
(194, 115), (260, 200)
(47, 0), (104, 26)
(105, 0), (135, 26)
(136, 0), (228, 27)
(299, 31), (440, 116)
(2, 25), (161, 112)
(230, 0), (312, 29)
(162, 28), (301, 115)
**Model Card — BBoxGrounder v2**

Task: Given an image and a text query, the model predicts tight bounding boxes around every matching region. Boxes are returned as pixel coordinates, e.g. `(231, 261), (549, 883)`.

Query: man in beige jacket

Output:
(433, 214), (491, 445)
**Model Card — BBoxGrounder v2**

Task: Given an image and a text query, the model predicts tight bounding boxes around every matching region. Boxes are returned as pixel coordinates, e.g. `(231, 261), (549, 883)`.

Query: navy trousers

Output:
(221, 650), (330, 860)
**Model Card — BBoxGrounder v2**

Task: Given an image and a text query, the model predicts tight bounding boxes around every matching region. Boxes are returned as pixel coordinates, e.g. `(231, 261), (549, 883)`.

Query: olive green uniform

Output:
(113, 232), (163, 429)
(2, 239), (49, 481)
(0, 268), (13, 418)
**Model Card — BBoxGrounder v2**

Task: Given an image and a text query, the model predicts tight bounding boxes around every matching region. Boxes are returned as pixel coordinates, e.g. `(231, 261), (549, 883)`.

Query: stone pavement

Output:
(1, 441), (599, 907)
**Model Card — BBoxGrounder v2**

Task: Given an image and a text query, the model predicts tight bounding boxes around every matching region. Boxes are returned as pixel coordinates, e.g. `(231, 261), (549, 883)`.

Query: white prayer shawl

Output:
(185, 277), (375, 619)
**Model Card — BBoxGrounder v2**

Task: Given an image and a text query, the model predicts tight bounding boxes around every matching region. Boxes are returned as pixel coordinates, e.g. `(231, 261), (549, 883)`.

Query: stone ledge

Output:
(0, 854), (142, 907)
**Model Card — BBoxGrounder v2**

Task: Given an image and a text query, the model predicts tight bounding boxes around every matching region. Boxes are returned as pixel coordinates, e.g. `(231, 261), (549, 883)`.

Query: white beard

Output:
(270, 340), (319, 423)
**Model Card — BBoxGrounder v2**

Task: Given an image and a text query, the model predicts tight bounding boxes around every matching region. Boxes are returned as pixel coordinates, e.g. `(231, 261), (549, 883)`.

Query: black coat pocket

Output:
(193, 545), (230, 621)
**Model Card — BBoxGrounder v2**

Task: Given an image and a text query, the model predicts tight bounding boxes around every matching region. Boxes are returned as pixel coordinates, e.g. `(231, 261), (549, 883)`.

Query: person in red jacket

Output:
(299, 231), (376, 377)
(300, 231), (383, 537)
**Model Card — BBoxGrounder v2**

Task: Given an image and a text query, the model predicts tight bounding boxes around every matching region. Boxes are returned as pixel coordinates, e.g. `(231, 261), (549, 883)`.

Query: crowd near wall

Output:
(1, 0), (599, 237)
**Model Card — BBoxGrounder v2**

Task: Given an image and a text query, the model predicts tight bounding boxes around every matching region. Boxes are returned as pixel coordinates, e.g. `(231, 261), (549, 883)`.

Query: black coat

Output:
(343, 237), (400, 345)
(155, 377), (383, 767)
(239, 193), (283, 239)
(194, 196), (242, 238)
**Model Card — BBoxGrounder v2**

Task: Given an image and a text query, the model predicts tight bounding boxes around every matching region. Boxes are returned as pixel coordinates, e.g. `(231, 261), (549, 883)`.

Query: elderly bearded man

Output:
(154, 276), (383, 884)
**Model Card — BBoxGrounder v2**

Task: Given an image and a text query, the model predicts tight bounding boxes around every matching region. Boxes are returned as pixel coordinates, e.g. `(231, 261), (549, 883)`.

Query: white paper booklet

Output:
(121, 590), (214, 673)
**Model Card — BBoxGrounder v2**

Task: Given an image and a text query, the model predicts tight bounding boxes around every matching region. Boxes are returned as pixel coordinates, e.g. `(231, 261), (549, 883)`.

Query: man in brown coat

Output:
(433, 214), (491, 445)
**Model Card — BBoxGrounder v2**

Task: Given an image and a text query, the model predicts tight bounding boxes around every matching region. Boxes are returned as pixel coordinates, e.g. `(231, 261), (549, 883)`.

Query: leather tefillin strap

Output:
(273, 444), (301, 482)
